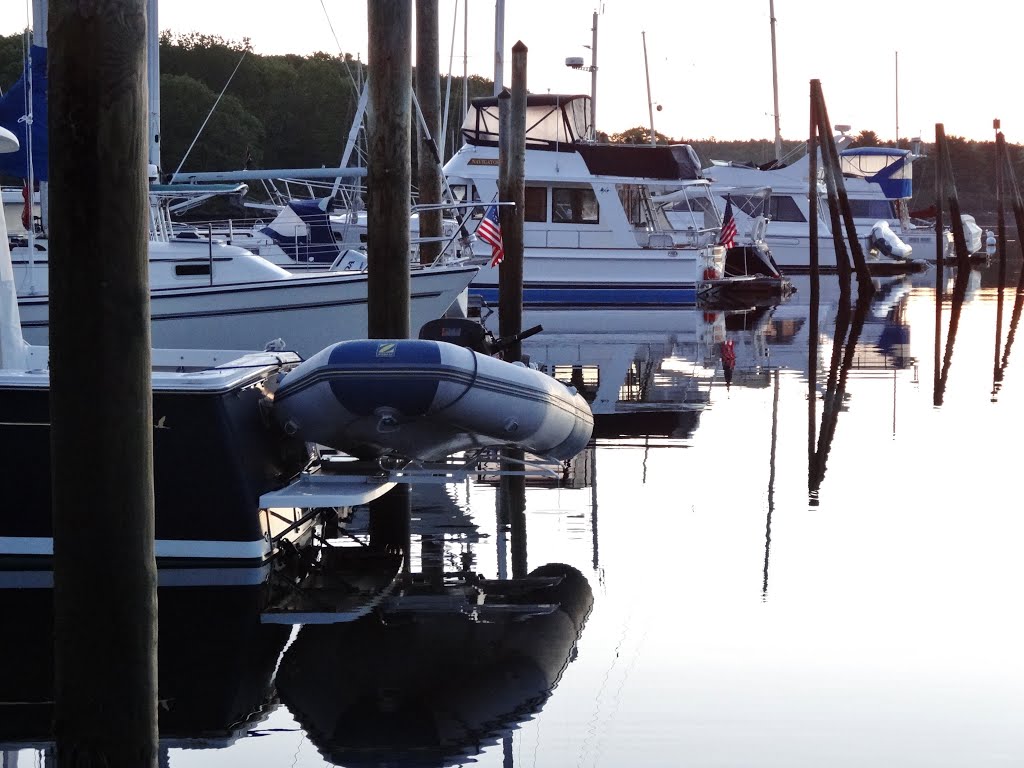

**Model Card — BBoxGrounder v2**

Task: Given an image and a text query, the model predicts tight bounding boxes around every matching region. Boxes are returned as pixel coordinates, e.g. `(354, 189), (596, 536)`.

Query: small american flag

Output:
(477, 205), (505, 267)
(718, 194), (737, 249)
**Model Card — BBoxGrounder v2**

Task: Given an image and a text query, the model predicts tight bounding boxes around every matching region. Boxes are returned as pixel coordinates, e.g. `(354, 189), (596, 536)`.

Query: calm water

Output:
(4, 256), (1024, 766)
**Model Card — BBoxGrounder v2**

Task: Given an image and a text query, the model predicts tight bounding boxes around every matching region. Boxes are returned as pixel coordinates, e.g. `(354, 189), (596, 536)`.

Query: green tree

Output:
(160, 73), (264, 176)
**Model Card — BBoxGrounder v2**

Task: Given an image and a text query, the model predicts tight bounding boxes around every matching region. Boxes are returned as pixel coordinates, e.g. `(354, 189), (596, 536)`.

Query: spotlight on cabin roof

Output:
(565, 56), (585, 69)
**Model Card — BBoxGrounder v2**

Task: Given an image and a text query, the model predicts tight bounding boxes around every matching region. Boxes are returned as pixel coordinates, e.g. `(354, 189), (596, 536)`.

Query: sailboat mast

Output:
(493, 0), (504, 95)
(590, 10), (598, 141)
(769, 0), (782, 162)
(895, 51), (899, 144)
(463, 0), (469, 117)
(147, 0), (161, 174)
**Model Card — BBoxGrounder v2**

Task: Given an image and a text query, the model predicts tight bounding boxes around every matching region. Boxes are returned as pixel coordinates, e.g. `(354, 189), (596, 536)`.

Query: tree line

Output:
(1, 32), (1020, 221)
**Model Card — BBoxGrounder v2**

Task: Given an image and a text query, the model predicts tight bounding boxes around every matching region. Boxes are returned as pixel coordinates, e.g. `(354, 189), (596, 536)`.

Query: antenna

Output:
(642, 31), (656, 146)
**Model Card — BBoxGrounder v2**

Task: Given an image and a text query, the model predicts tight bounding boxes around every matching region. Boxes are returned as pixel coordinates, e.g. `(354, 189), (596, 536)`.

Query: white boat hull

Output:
(16, 264), (478, 358)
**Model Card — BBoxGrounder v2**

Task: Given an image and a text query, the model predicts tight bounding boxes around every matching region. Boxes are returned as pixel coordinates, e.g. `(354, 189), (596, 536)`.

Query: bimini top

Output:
(462, 93), (593, 147)
(460, 93), (704, 181)
(839, 147), (914, 200)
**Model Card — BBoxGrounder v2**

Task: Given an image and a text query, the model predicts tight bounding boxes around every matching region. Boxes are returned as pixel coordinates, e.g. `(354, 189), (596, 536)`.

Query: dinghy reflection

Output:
(275, 561), (592, 766)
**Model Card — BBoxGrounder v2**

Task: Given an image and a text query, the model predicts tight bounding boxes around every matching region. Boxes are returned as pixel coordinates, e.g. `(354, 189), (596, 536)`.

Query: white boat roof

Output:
(0, 345), (301, 393)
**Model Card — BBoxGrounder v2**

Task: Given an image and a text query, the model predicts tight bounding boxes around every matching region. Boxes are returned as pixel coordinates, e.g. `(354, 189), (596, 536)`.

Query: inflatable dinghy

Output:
(272, 339), (594, 462)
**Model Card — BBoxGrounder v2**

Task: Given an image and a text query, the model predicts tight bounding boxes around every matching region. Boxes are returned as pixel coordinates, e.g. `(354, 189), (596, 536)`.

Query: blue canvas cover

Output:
(260, 198), (341, 264)
(0, 45), (48, 181)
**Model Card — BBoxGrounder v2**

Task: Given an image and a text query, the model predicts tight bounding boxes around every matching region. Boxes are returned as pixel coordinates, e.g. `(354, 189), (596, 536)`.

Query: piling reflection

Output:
(807, 283), (874, 496)
(0, 583), (290, 761)
(992, 127), (1024, 398)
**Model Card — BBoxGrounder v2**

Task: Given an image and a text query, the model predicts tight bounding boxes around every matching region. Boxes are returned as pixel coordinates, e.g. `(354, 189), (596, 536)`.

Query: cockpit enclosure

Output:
(462, 94), (592, 148)
(839, 147), (913, 200)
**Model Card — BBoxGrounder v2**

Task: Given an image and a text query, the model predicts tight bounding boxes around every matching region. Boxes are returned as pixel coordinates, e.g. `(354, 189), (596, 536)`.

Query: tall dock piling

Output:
(48, 0), (158, 763)
(368, 0), (413, 339)
(498, 42), (527, 363)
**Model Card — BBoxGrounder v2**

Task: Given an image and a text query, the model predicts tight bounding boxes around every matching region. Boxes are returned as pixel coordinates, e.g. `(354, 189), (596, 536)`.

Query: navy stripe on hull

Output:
(471, 283), (699, 307)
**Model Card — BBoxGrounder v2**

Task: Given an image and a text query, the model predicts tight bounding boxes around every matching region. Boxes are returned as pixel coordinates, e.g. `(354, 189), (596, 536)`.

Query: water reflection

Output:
(0, 584), (290, 762)
(275, 563), (592, 766)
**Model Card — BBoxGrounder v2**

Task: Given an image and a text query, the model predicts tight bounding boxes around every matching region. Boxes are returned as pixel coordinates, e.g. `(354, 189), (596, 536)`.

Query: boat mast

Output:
(463, 0), (469, 117)
(147, 0), (161, 175)
(590, 10), (598, 141)
(493, 0), (504, 95)
(642, 31), (656, 146)
(895, 50), (899, 145)
(769, 0), (782, 162)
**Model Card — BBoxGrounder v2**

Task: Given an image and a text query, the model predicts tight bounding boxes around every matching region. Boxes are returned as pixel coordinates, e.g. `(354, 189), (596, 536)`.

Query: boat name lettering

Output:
(468, 158), (500, 166)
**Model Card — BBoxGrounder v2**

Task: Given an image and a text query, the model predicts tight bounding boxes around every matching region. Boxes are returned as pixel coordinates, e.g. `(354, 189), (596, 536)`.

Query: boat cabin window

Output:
(848, 199), (896, 219)
(525, 186), (548, 222)
(730, 194), (770, 219)
(175, 263), (212, 277)
(768, 195), (806, 223)
(618, 185), (648, 226)
(669, 194), (718, 229)
(552, 187), (599, 224)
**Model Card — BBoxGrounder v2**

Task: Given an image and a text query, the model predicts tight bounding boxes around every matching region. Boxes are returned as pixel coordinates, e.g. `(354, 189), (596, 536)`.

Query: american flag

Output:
(717, 194), (737, 249)
(476, 205), (504, 267)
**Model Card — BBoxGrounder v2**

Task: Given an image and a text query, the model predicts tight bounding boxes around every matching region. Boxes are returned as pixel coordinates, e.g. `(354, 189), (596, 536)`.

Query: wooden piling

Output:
(500, 448), (528, 580)
(498, 42), (527, 362)
(415, 0), (442, 265)
(48, 0), (158, 764)
(811, 81), (874, 297)
(993, 127), (1007, 387)
(934, 125), (971, 405)
(997, 130), (1024, 381)
(368, 485), (411, 574)
(933, 123), (945, 403)
(367, 0), (413, 339)
(807, 80), (820, 486)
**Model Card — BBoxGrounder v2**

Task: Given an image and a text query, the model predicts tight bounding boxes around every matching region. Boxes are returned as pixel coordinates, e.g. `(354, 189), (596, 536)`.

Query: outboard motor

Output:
(868, 221), (913, 260)
(419, 317), (543, 359)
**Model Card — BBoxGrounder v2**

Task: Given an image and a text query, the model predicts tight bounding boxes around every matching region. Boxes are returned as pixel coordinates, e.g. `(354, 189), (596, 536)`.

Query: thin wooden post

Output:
(367, 0), (412, 339)
(368, 485), (411, 573)
(807, 80), (820, 490)
(48, 0), (158, 764)
(996, 131), (1024, 384)
(499, 448), (527, 580)
(498, 42), (527, 362)
(812, 81), (874, 296)
(810, 83), (851, 296)
(935, 125), (970, 405)
(933, 123), (945, 403)
(415, 0), (442, 265)
(994, 126), (1007, 387)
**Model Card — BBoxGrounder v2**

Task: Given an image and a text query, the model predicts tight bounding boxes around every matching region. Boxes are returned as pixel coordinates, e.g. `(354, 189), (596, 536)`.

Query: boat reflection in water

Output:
(275, 561), (592, 766)
(0, 581), (291, 760)
(0, 489), (594, 766)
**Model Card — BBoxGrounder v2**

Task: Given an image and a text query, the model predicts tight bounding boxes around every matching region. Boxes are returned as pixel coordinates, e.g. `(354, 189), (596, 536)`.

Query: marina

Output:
(3, 0), (1024, 765)
(2, 255), (1023, 765)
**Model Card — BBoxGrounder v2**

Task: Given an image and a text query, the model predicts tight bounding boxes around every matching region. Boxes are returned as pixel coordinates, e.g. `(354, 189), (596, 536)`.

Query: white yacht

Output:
(443, 94), (728, 307)
(700, 137), (981, 272)
(9, 188), (478, 358)
(838, 144), (983, 259)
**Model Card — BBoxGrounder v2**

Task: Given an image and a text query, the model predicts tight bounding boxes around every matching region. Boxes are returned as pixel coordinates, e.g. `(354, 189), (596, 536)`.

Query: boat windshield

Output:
(461, 95), (592, 148)
(840, 149), (911, 180)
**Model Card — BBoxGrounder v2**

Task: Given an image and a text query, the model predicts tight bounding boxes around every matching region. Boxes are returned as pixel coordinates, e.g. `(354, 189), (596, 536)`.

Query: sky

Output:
(2, 0), (1017, 144)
